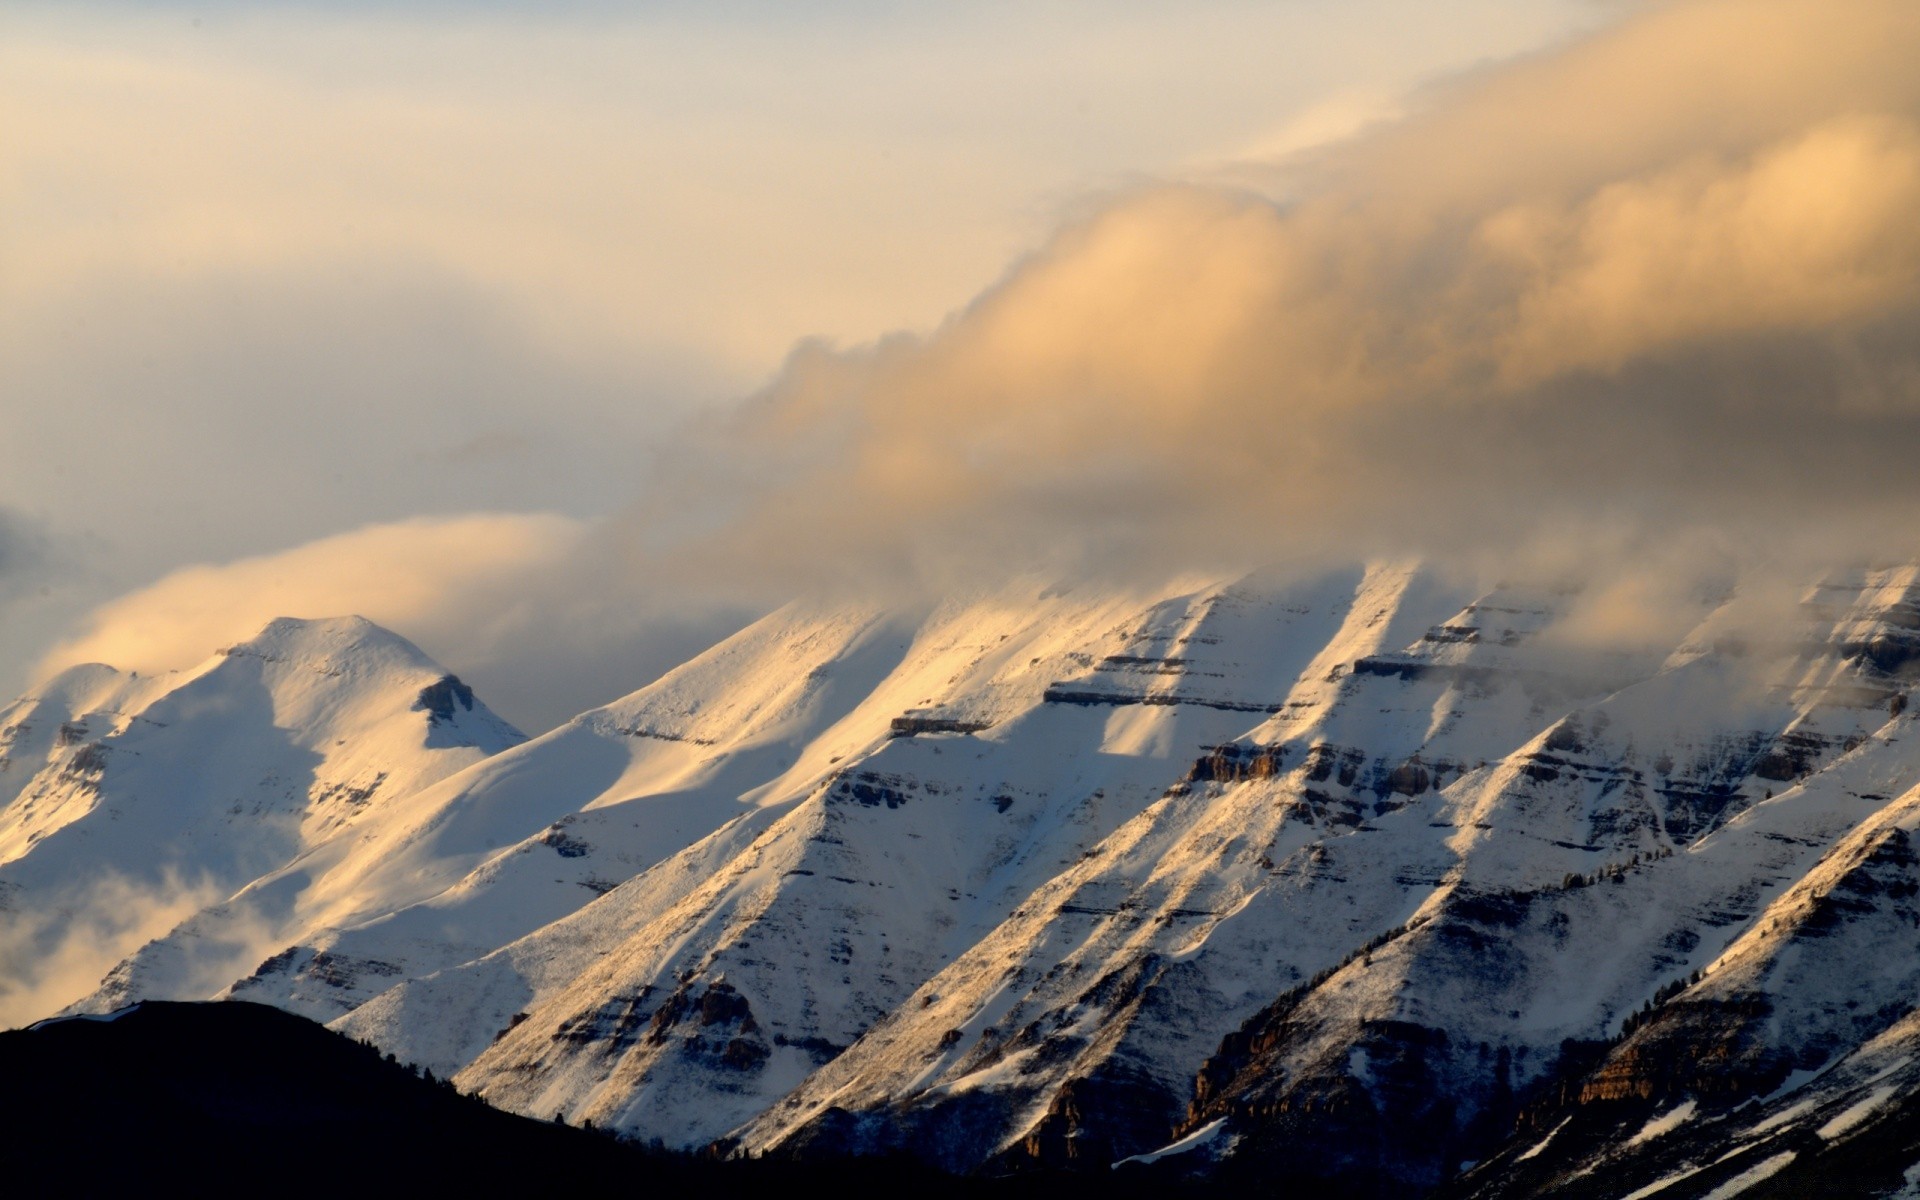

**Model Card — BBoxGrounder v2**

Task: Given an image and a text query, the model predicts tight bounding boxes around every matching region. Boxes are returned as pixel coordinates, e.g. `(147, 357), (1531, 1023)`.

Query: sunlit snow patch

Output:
(1700, 1151), (1796, 1199)
(26, 1001), (143, 1031)
(1818, 1085), (1898, 1140)
(1747, 1096), (1819, 1135)
(1627, 1099), (1697, 1146)
(1114, 1118), (1228, 1168)
(1622, 1163), (1710, 1200)
(1514, 1116), (1569, 1162)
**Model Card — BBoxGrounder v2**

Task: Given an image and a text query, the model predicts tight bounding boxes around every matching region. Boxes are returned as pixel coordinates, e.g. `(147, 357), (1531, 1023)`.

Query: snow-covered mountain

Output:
(0, 617), (522, 1022)
(83, 602), (921, 1024)
(17, 566), (1920, 1195)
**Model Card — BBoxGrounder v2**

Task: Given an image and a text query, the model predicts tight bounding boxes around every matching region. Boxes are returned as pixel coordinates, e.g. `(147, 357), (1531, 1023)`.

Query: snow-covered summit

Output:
(0, 615), (522, 1025)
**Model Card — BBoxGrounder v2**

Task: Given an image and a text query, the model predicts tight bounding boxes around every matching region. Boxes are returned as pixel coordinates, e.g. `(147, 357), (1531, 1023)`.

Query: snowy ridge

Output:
(348, 573), (1368, 1142)
(0, 617), (523, 1021)
(16, 567), (1920, 1195)
(90, 600), (914, 1021)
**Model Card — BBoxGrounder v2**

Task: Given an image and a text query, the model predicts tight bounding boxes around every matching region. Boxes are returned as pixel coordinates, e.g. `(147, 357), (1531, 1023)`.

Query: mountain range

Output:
(10, 564), (1920, 1196)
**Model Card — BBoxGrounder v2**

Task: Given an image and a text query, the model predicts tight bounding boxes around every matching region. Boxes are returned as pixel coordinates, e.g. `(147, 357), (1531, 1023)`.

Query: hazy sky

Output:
(4, 0), (1621, 730)
(43, 0), (1920, 741)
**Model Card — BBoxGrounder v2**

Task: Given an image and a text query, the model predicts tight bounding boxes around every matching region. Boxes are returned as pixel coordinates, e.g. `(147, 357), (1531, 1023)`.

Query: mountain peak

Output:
(221, 614), (437, 674)
(1, 615), (528, 1025)
(16, 661), (127, 709)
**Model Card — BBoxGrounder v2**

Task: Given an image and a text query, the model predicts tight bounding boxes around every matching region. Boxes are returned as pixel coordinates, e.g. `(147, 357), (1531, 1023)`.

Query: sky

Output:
(1, 0), (1615, 730)
(12, 0), (1920, 736)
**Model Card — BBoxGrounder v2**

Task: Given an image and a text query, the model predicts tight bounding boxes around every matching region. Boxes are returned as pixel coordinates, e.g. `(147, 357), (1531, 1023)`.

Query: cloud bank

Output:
(614, 0), (1920, 597)
(34, 0), (1920, 730)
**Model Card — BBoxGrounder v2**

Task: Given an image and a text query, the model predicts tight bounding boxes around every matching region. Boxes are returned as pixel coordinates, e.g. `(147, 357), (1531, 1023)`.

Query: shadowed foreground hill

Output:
(0, 1001), (1188, 1197)
(1, 1001), (656, 1193)
(12, 990), (1920, 1198)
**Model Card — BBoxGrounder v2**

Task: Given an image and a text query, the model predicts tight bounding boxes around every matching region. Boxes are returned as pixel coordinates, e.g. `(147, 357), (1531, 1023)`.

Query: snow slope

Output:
(25, 565), (1920, 1198)
(343, 571), (1411, 1142)
(83, 601), (918, 1020)
(0, 617), (521, 1021)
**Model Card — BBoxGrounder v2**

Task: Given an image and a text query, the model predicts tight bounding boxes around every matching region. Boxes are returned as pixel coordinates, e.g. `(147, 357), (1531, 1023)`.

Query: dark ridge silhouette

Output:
(0, 1001), (1203, 1198)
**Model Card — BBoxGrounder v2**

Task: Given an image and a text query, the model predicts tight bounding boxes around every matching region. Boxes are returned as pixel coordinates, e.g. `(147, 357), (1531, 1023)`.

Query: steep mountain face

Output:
(684, 565), (1920, 1187)
(1448, 773), (1920, 1198)
(0, 617), (522, 1021)
(358, 568), (1452, 1148)
(1099, 568), (1920, 1195)
(19, 566), (1920, 1196)
(77, 602), (916, 1021)
(1451, 993), (1920, 1199)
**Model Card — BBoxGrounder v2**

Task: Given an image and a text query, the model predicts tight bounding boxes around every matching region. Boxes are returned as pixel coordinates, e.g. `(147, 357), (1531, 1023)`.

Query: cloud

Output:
(4, 0), (1590, 381)
(0, 2), (1603, 699)
(37, 513), (579, 682)
(0, 870), (223, 1029)
(32, 514), (751, 735)
(0, 260), (728, 569)
(28, 0), (1920, 730)
(0, 511), (53, 601)
(0, 511), (110, 718)
(1486, 114), (1920, 383)
(597, 0), (1920, 605)
(0, 246), (753, 728)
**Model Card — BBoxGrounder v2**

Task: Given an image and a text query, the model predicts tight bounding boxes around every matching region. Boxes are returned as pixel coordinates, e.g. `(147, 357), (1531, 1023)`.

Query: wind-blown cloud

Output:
(32, 514), (752, 734)
(0, 870), (223, 1029)
(38, 514), (585, 682)
(612, 0), (1920, 596)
